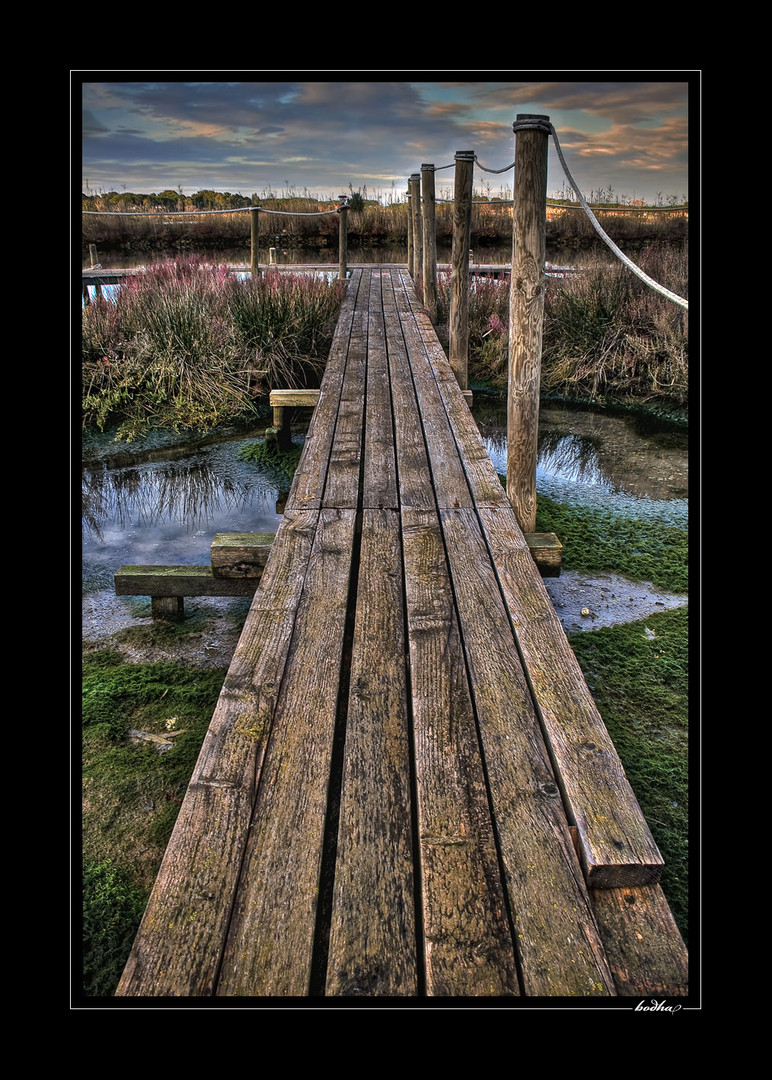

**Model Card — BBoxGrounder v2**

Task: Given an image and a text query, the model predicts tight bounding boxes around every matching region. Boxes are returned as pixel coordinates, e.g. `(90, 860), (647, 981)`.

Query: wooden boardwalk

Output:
(116, 268), (687, 1000)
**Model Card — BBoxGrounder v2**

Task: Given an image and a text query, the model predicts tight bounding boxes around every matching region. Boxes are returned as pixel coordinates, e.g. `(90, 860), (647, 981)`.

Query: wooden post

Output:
(338, 201), (348, 280)
(89, 244), (99, 267)
(407, 189), (414, 274)
(449, 151), (475, 390)
(250, 207), (260, 278)
(421, 164), (437, 321)
(507, 115), (550, 534)
(409, 174), (422, 286)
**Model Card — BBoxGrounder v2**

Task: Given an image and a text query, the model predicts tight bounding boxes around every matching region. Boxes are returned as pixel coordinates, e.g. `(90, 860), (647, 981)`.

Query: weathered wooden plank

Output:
(325, 509), (417, 995)
(362, 272), (398, 510)
(269, 389), (321, 408)
(590, 884), (688, 997)
(439, 507), (615, 996)
(381, 270), (436, 511)
(477, 504), (664, 888)
(216, 509), (357, 996)
(401, 509), (521, 996)
(285, 270), (362, 511)
(116, 509), (320, 997)
(322, 276), (369, 510)
(399, 269), (509, 509)
(210, 532), (275, 578)
(391, 271), (474, 509)
(523, 532), (563, 576)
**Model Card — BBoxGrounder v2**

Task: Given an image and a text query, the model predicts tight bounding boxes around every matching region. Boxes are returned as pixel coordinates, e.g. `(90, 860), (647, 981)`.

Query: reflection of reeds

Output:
(81, 457), (274, 539)
(82, 486), (108, 543)
(537, 430), (603, 485)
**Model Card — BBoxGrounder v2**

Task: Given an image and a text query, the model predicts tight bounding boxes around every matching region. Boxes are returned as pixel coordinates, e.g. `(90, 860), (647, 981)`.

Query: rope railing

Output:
(432, 137), (688, 309)
(441, 124), (688, 310)
(82, 205), (343, 217)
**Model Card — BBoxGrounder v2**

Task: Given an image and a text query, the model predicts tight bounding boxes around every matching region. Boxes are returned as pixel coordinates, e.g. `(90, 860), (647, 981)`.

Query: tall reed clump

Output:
(435, 271), (511, 387)
(436, 244), (688, 409)
(82, 257), (346, 441)
(541, 244), (688, 408)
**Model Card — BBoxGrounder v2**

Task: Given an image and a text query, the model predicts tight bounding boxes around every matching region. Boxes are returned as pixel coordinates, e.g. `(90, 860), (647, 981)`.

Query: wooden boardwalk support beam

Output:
(116, 268), (686, 1000)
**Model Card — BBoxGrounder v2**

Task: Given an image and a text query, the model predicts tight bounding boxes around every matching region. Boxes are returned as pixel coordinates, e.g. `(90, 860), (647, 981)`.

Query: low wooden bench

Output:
(114, 532), (275, 620)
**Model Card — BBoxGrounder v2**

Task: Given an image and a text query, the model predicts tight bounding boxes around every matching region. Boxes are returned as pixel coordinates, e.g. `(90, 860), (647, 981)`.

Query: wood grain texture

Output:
(216, 509), (357, 996)
(590, 884), (688, 997)
(402, 509), (520, 996)
(477, 504), (664, 887)
(116, 510), (320, 997)
(325, 509), (416, 996)
(439, 508), (615, 997)
(117, 268), (685, 1000)
(210, 532), (275, 578)
(285, 270), (361, 511)
(362, 272), (398, 510)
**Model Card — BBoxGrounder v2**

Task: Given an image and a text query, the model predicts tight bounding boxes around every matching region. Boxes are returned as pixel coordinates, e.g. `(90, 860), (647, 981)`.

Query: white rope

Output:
(472, 122), (688, 310)
(542, 123), (688, 310)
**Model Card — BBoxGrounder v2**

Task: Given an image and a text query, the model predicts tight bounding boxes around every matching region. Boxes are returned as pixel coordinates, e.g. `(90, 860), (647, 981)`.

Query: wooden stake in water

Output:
(449, 151), (474, 390)
(507, 116), (549, 534)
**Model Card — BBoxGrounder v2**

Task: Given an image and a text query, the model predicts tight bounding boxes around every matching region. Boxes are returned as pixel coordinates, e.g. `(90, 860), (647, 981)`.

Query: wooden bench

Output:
(114, 532), (275, 620)
(116, 269), (686, 999)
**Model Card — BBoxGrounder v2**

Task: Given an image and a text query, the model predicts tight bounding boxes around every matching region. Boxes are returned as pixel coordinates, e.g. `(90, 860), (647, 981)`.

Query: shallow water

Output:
(82, 402), (688, 596)
(82, 436), (289, 590)
(475, 401), (688, 529)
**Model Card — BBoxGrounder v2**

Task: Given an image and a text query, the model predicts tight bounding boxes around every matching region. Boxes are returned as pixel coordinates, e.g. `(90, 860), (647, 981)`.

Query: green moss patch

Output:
(80, 650), (227, 995)
(568, 606), (690, 944)
(536, 494), (688, 593)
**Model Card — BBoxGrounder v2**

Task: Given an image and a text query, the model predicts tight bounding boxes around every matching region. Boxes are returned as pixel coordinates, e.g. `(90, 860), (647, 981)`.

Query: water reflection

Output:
(484, 427), (608, 489)
(474, 401), (688, 523)
(82, 440), (286, 572)
(81, 402), (688, 589)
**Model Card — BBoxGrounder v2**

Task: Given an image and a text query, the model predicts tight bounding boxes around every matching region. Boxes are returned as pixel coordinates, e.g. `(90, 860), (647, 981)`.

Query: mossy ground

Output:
(80, 650), (228, 996)
(567, 607), (690, 944)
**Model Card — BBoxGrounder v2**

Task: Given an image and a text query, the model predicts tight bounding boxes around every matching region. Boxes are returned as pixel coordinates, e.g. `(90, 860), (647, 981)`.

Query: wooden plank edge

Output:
(210, 533), (275, 578)
(589, 880), (689, 998)
(115, 565), (258, 597)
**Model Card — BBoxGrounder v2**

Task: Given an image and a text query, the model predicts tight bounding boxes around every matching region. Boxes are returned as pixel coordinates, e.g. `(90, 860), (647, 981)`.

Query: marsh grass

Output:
(436, 244), (688, 409)
(82, 193), (687, 253)
(82, 257), (346, 441)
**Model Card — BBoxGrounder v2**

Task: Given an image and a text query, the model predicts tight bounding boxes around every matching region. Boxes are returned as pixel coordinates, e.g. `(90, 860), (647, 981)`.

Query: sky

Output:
(77, 73), (696, 206)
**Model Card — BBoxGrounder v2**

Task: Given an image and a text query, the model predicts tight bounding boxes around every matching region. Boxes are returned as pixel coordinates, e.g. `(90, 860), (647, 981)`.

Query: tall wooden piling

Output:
(409, 174), (422, 287)
(507, 116), (550, 534)
(449, 151), (475, 390)
(338, 200), (348, 280)
(421, 164), (438, 321)
(407, 190), (414, 276)
(250, 207), (260, 278)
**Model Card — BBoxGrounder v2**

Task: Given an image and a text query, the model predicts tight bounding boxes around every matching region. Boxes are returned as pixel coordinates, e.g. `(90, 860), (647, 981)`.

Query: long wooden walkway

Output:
(116, 268), (687, 1000)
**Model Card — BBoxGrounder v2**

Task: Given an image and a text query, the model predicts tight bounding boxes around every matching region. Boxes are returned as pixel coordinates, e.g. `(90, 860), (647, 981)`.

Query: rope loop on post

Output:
(512, 115), (553, 135)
